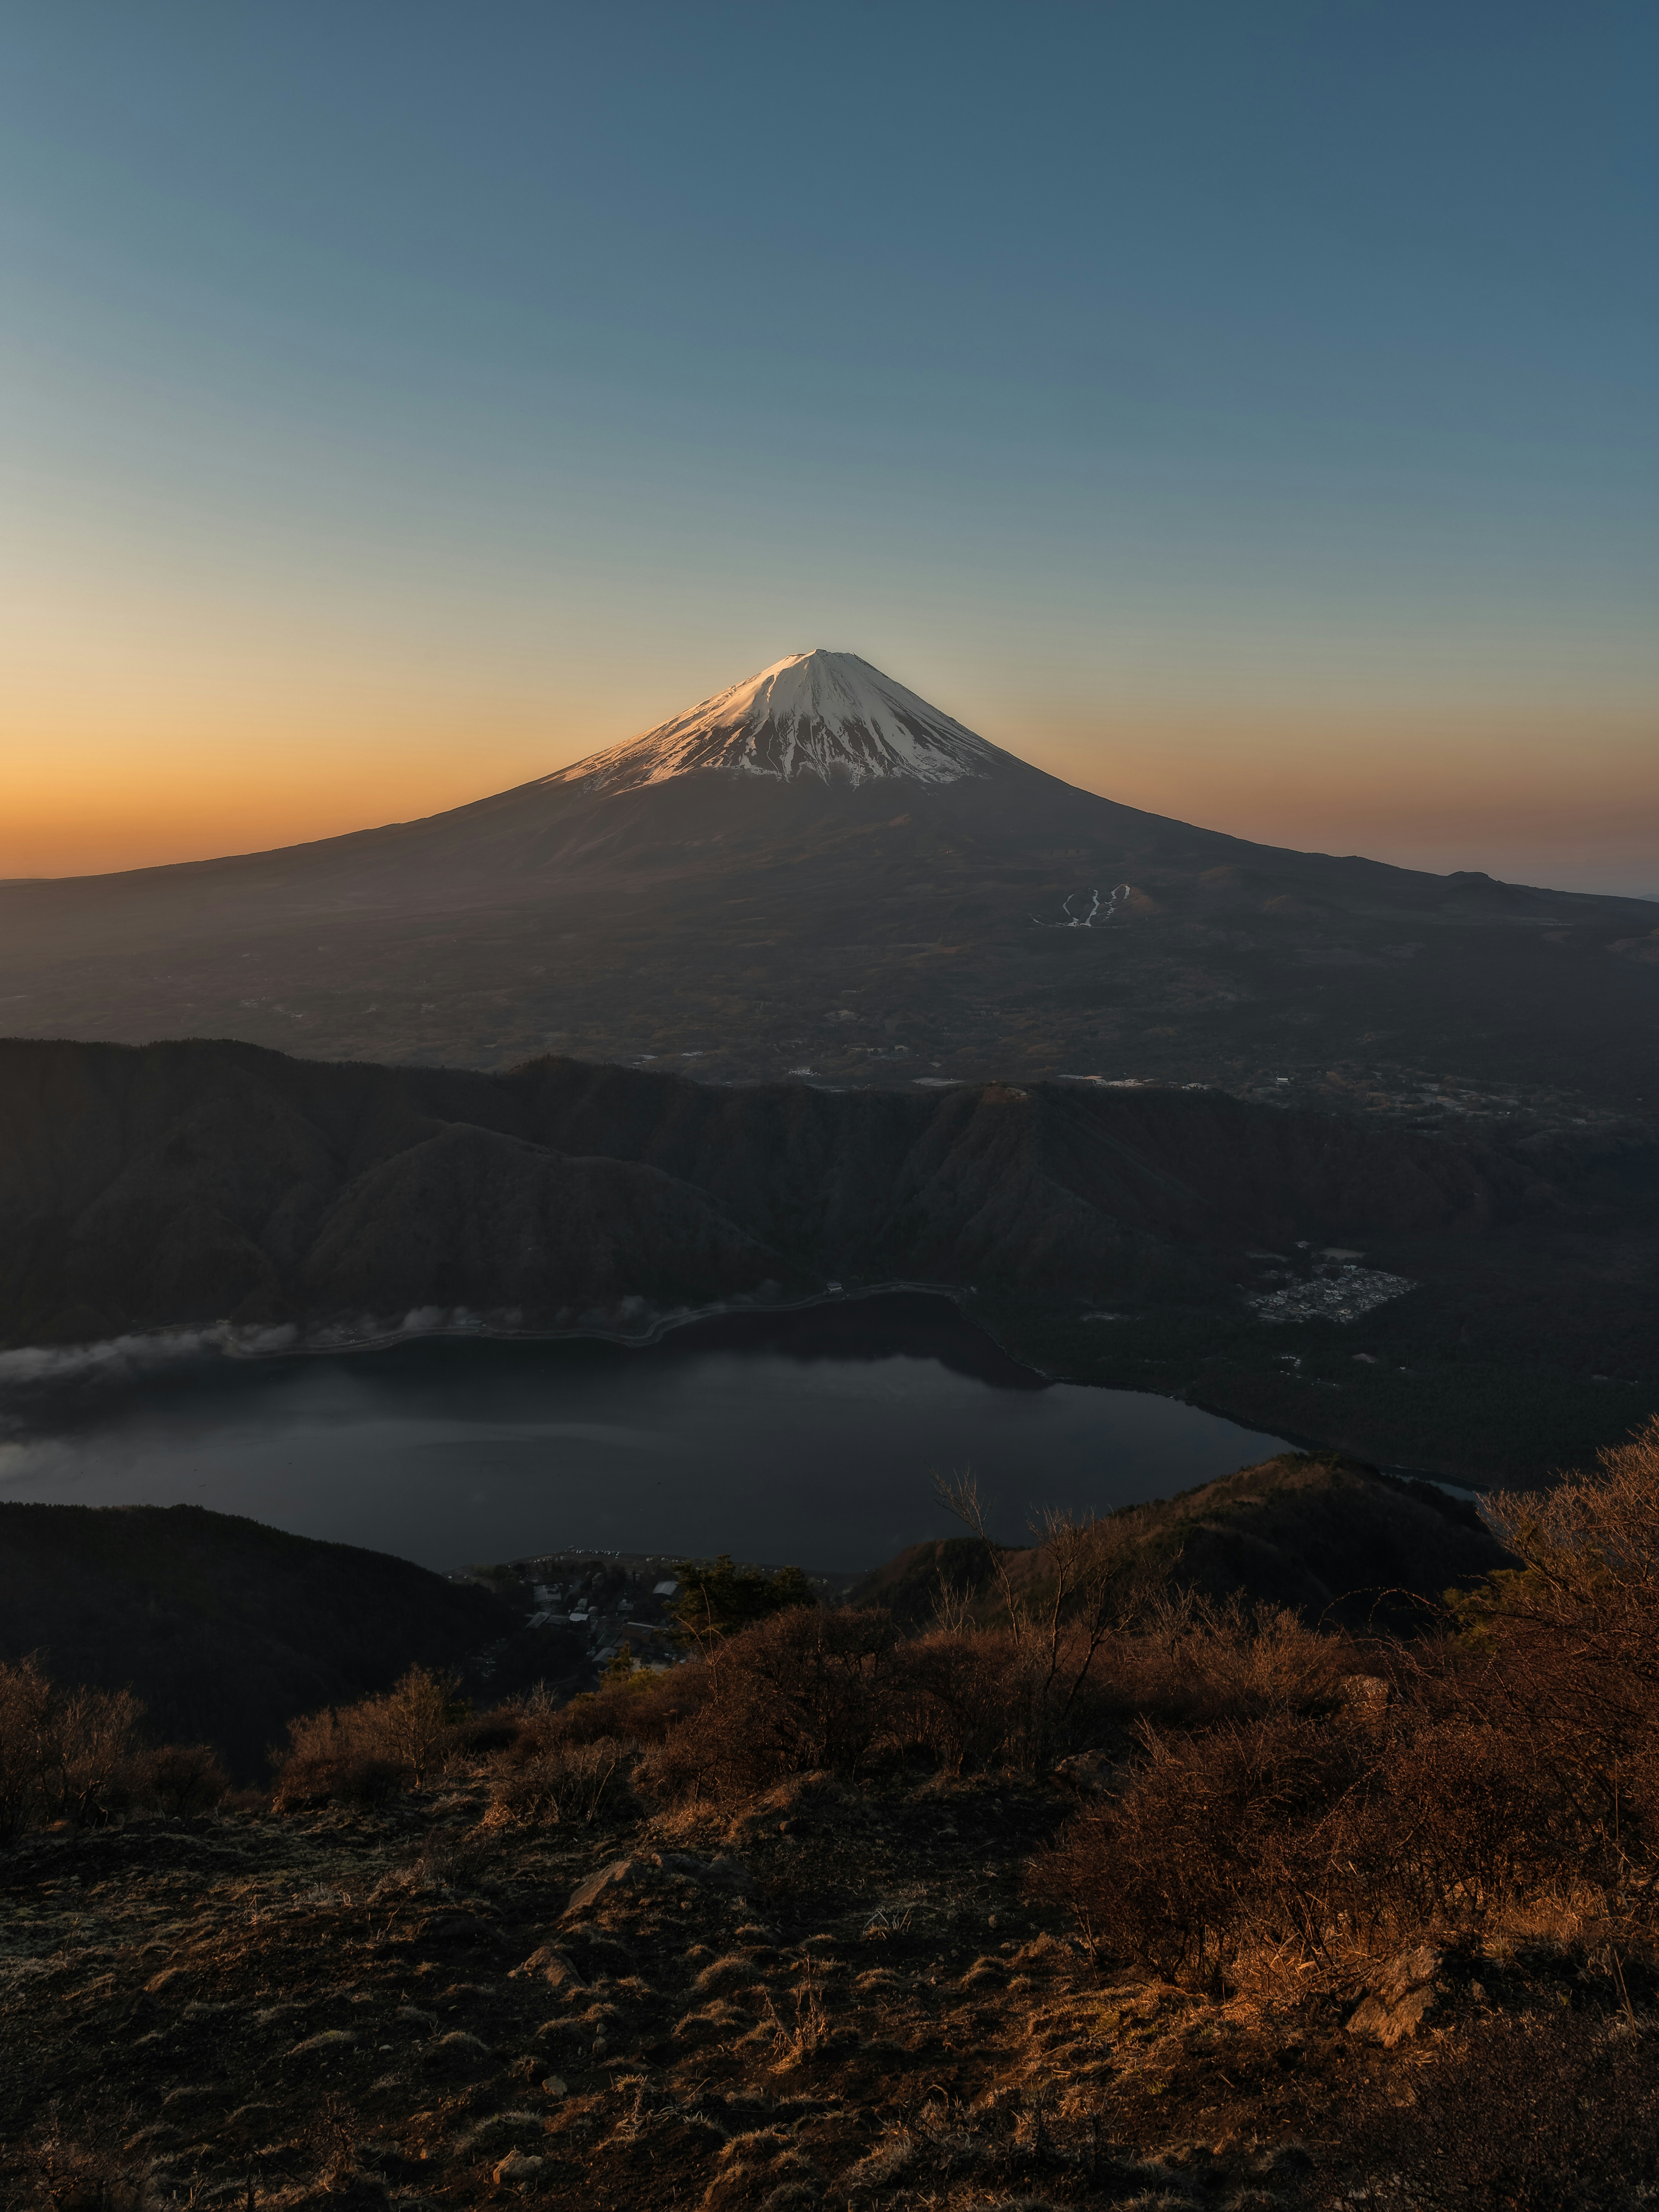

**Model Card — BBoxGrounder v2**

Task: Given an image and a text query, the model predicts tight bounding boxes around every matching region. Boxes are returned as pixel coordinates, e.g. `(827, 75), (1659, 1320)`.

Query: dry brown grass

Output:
(480, 1733), (636, 1828)
(24, 1407), (1659, 2119)
(634, 1606), (904, 1802)
(1030, 1418), (1659, 1999)
(1321, 2012), (1659, 2209)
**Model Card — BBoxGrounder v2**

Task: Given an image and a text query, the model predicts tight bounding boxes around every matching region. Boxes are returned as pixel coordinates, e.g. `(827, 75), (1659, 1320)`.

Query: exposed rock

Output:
(1050, 1747), (1127, 1795)
(511, 1943), (586, 1988)
(564, 1848), (751, 1916)
(493, 2150), (547, 2186)
(1348, 1945), (1447, 2045)
(565, 1856), (648, 1914)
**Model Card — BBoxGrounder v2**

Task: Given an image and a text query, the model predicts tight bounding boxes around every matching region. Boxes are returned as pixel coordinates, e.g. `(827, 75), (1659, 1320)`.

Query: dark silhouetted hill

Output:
(0, 1502), (514, 1778)
(857, 1452), (1511, 1632)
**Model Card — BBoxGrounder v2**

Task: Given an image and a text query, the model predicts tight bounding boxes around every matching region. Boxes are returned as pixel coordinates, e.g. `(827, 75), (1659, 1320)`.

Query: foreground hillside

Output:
(10, 1751), (1604, 2212)
(5, 1428), (1659, 2210)
(2, 1038), (1655, 1476)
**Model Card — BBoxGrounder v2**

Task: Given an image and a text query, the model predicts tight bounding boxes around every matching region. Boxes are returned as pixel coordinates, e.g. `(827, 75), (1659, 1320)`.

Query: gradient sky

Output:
(3, 2), (1655, 892)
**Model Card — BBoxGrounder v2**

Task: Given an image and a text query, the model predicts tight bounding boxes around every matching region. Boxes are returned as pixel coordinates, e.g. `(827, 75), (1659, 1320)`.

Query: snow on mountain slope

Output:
(545, 649), (1016, 791)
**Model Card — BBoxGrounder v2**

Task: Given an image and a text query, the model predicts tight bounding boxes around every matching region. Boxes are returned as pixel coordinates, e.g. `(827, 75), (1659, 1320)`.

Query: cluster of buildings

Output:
(517, 1551), (684, 1667)
(1247, 1251), (1418, 1326)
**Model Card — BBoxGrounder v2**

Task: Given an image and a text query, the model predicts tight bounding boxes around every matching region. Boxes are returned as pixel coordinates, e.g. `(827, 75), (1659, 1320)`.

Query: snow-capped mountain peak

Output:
(545, 649), (1014, 792)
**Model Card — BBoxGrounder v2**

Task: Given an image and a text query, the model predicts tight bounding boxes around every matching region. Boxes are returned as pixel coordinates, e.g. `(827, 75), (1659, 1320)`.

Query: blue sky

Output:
(3, 2), (1654, 887)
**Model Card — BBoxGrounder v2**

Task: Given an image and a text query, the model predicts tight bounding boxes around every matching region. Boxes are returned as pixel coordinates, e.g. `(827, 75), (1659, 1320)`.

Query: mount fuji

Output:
(548, 649), (1012, 791)
(0, 648), (1653, 1119)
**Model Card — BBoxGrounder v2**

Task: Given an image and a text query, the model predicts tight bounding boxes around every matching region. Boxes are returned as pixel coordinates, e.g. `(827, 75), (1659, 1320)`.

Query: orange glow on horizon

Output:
(5, 694), (1655, 893)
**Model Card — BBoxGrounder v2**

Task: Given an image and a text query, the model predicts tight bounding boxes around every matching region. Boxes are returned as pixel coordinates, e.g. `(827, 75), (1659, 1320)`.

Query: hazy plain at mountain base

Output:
(3, 650), (1654, 1116)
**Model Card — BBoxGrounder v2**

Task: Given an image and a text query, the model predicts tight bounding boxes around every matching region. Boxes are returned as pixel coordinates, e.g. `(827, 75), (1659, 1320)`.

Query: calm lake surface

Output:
(0, 1296), (1290, 1573)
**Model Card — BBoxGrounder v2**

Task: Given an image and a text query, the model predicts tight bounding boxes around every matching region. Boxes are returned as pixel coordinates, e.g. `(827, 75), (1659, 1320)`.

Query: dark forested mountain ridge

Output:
(1, 1036), (1654, 1478)
(0, 1036), (1532, 1343)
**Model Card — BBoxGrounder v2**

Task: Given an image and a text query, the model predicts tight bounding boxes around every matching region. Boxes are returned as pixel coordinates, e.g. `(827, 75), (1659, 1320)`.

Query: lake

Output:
(0, 1294), (1290, 1573)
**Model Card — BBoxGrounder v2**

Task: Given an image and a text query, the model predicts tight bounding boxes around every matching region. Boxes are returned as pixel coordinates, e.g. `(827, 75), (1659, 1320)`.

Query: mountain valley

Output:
(2, 1036), (1654, 1482)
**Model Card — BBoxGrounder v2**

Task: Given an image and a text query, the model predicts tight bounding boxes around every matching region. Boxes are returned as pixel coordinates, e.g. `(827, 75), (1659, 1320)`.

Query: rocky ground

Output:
(0, 1765), (1621, 2212)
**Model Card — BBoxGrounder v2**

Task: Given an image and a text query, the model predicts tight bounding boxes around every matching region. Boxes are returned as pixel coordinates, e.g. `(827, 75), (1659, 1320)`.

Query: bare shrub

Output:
(513, 1662), (710, 1754)
(1486, 1413), (1659, 1621)
(934, 1478), (1147, 1767)
(271, 1747), (406, 1812)
(130, 1741), (229, 1818)
(897, 1624), (1125, 1775)
(1104, 1588), (1352, 1726)
(1444, 1414), (1659, 1952)
(1028, 1716), (1369, 1984)
(894, 1626), (1031, 1774)
(0, 1656), (55, 1841)
(931, 1478), (1348, 1771)
(362, 1662), (464, 1783)
(270, 1662), (467, 1807)
(0, 1657), (146, 1840)
(636, 1608), (901, 1802)
(578, 1581), (1353, 1812)
(483, 1735), (636, 1827)
(1029, 1684), (1603, 1988)
(304, 2089), (365, 2193)
(42, 1684), (147, 1830)
(1357, 1712), (1569, 1935)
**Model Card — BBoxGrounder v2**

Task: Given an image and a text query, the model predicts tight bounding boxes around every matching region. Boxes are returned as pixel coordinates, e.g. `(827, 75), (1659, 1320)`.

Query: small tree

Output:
(0, 1655), (146, 1839)
(670, 1555), (818, 1655)
(0, 1657), (55, 1841)
(375, 1665), (468, 1786)
(41, 1682), (146, 1828)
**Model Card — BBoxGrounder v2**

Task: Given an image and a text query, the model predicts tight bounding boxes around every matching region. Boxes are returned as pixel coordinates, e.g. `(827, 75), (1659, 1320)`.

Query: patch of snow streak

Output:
(545, 650), (1011, 792)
